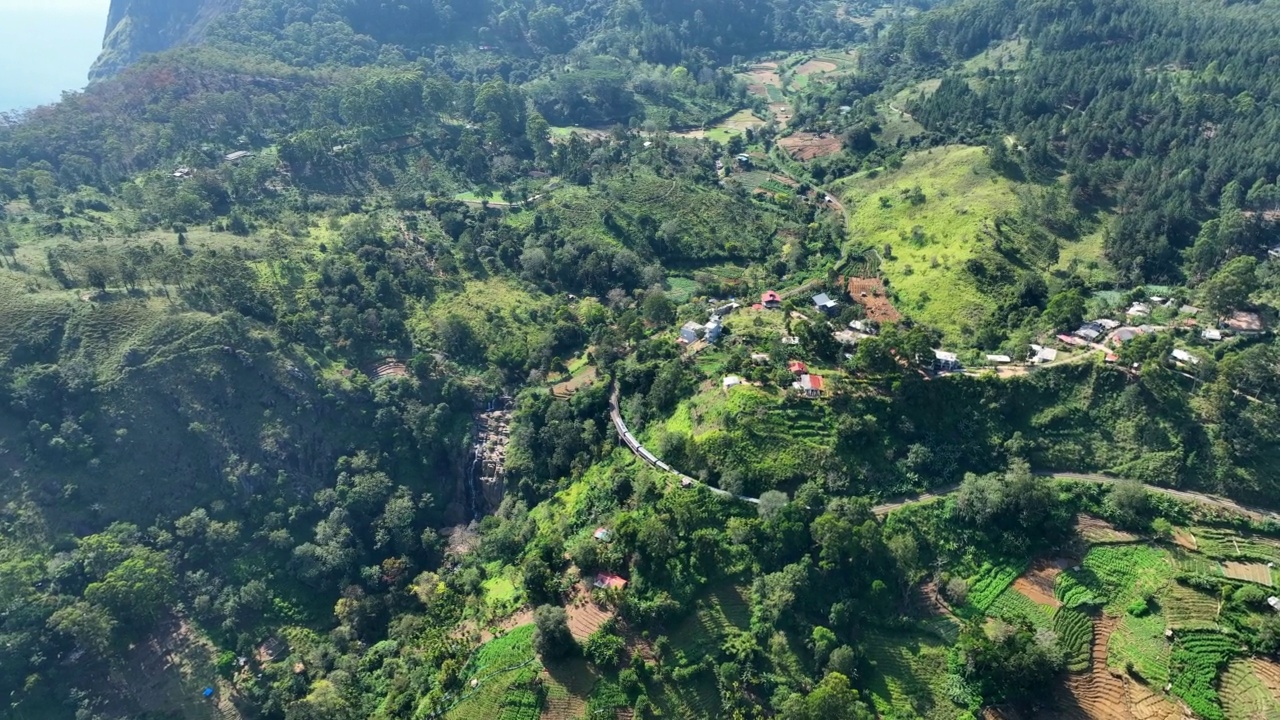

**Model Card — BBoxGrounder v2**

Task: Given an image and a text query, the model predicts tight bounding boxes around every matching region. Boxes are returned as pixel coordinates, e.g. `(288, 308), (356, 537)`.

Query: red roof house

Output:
(593, 573), (628, 590)
(761, 290), (782, 309)
(793, 374), (825, 398)
(788, 360), (808, 374)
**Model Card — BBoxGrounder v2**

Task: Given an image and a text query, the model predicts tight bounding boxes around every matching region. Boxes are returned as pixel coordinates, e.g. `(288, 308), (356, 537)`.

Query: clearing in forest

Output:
(833, 145), (1011, 338)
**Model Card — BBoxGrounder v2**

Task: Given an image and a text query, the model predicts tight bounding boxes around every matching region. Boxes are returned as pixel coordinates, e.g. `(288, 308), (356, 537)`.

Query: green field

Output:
(669, 584), (752, 666)
(1062, 545), (1176, 615)
(986, 586), (1054, 629)
(1054, 607), (1093, 672)
(965, 562), (1022, 613)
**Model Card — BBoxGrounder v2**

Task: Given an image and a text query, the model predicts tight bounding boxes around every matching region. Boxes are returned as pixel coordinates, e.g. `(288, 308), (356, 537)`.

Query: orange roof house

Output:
(788, 360), (807, 374)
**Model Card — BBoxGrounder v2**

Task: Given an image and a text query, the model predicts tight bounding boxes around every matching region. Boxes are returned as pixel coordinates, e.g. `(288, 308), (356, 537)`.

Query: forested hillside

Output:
(5, 0), (1280, 718)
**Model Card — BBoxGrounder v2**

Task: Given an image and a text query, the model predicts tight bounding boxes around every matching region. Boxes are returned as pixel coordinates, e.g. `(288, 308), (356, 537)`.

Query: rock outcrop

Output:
(91, 0), (240, 81)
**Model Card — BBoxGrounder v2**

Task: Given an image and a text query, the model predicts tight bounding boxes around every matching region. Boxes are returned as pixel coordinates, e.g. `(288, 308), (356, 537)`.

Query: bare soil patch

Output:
(1013, 560), (1068, 608)
(1076, 514), (1140, 544)
(477, 609), (535, 644)
(795, 59), (839, 76)
(778, 131), (843, 160)
(846, 277), (902, 323)
(1172, 528), (1197, 551)
(1224, 561), (1273, 586)
(565, 583), (614, 642)
(551, 366), (597, 399)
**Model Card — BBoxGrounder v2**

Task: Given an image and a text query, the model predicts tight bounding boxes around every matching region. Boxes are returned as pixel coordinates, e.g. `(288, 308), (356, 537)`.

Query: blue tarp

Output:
(202, 687), (214, 698)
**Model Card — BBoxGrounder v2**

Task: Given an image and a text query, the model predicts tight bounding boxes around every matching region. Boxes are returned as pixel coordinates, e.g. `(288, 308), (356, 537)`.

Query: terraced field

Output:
(445, 625), (542, 720)
(1220, 659), (1280, 720)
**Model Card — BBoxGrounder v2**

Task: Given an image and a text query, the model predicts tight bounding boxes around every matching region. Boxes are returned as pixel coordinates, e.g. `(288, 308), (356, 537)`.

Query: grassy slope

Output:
(835, 145), (1111, 340)
(837, 145), (1011, 337)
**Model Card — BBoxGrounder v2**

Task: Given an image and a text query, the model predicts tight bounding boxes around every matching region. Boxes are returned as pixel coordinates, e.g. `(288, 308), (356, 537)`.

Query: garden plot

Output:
(1108, 612), (1172, 686)
(742, 63), (783, 97)
(1162, 583), (1222, 630)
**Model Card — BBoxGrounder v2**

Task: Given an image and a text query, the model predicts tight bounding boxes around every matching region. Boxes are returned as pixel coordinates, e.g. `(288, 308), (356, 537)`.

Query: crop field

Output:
(1067, 545), (1175, 614)
(833, 145), (1019, 339)
(673, 109), (765, 142)
(1107, 612), (1172, 686)
(659, 383), (836, 493)
(988, 586), (1056, 629)
(967, 563), (1023, 612)
(1054, 607), (1094, 672)
(1220, 659), (1280, 720)
(654, 672), (720, 720)
(445, 625), (542, 720)
(1169, 630), (1240, 720)
(1162, 583), (1222, 630)
(863, 631), (961, 720)
(1174, 549), (1223, 578)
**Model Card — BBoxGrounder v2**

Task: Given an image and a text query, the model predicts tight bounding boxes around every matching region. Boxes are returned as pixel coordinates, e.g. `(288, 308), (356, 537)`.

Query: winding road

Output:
(608, 383), (1280, 521)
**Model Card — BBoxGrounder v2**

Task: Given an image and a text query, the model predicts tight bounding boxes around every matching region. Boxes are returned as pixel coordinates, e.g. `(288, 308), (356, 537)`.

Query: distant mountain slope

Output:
(90, 0), (240, 80)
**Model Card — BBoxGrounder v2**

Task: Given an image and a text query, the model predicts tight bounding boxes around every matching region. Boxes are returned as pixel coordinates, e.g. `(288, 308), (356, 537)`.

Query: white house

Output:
(1171, 349), (1200, 366)
(1029, 344), (1058, 364)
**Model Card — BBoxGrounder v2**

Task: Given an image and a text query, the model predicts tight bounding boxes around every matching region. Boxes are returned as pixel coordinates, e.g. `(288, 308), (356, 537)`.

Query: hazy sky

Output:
(0, 0), (111, 112)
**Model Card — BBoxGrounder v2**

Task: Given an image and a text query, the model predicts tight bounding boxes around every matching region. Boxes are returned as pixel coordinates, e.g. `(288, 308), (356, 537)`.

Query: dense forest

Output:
(4, 0), (1280, 718)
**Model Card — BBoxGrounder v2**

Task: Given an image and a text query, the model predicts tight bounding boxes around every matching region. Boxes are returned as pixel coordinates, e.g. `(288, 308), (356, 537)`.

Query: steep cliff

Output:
(90, 0), (240, 80)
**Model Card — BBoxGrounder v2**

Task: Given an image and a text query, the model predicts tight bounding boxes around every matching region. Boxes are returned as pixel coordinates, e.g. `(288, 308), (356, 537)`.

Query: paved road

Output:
(607, 389), (1280, 520)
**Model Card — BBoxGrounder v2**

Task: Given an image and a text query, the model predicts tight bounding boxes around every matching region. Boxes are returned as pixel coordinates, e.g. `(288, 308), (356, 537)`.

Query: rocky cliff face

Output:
(90, 0), (240, 80)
